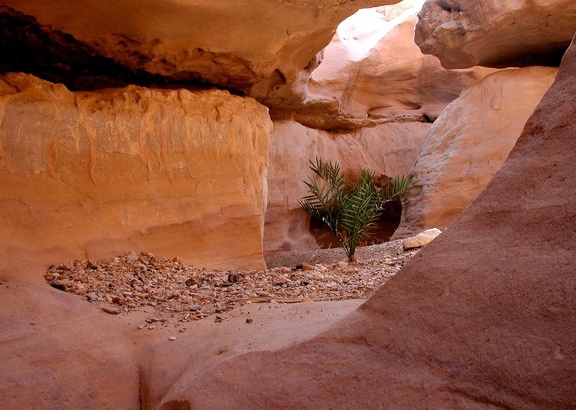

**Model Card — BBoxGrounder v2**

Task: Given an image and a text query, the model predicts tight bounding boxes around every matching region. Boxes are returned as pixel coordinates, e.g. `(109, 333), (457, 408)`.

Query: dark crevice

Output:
(482, 46), (567, 68)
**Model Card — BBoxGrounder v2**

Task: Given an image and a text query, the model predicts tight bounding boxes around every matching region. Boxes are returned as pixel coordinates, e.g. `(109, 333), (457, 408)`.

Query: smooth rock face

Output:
(292, 3), (493, 130)
(161, 34), (576, 410)
(415, 0), (576, 69)
(0, 73), (271, 272)
(264, 120), (429, 254)
(394, 66), (557, 238)
(0, 283), (141, 409)
(0, 0), (399, 107)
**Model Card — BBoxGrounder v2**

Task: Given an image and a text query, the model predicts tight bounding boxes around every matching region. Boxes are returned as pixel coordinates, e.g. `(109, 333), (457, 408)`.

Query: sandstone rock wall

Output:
(0, 73), (272, 273)
(394, 66), (557, 238)
(299, 4), (494, 130)
(415, 0), (576, 69)
(265, 120), (429, 253)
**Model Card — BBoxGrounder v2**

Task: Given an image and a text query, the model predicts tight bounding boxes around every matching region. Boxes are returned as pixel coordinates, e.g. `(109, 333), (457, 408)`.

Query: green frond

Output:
(300, 158), (414, 261)
(380, 174), (414, 204)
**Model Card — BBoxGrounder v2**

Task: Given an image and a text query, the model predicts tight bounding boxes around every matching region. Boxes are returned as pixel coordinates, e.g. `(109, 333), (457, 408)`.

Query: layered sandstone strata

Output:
(0, 73), (272, 272)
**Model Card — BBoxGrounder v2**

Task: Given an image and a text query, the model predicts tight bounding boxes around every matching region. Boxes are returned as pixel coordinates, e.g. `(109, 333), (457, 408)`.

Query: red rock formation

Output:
(156, 35), (576, 409)
(0, 73), (271, 272)
(415, 0), (576, 69)
(394, 66), (557, 238)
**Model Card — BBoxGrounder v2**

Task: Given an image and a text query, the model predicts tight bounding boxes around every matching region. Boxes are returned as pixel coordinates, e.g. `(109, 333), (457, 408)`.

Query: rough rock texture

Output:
(415, 0), (576, 69)
(159, 34), (576, 410)
(0, 0), (400, 107)
(0, 73), (271, 272)
(280, 2), (493, 131)
(264, 120), (429, 254)
(394, 66), (557, 238)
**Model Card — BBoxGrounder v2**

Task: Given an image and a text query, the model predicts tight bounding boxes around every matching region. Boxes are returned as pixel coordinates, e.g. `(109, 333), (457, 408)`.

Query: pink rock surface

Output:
(292, 4), (493, 130)
(157, 34), (576, 410)
(415, 0), (576, 69)
(0, 73), (271, 273)
(394, 66), (557, 238)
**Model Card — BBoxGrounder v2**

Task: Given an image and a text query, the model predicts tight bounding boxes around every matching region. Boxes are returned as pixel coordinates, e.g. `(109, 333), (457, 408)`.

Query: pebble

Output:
(169, 336), (177, 341)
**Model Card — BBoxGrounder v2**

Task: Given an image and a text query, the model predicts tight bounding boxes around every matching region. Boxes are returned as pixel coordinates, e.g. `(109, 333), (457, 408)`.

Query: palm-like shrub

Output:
(300, 158), (413, 262)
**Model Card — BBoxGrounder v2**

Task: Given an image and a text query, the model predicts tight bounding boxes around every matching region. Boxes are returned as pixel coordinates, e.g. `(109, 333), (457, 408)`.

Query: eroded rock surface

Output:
(0, 73), (271, 272)
(156, 34), (576, 410)
(394, 66), (557, 238)
(415, 0), (576, 69)
(286, 3), (493, 130)
(0, 0), (400, 107)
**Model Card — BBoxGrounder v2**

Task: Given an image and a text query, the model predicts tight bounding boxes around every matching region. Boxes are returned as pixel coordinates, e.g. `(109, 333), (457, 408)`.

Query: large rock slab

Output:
(0, 73), (271, 272)
(159, 33), (576, 409)
(289, 3), (493, 130)
(0, 0), (399, 107)
(0, 282), (141, 409)
(264, 120), (429, 254)
(394, 66), (557, 238)
(415, 0), (576, 69)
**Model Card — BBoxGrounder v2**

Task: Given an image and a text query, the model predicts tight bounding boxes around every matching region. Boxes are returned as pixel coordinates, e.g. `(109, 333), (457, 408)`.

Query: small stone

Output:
(126, 251), (139, 261)
(302, 264), (315, 271)
(101, 307), (121, 315)
(246, 318), (253, 324)
(167, 290), (180, 300)
(403, 228), (442, 250)
(86, 293), (98, 302)
(168, 336), (177, 341)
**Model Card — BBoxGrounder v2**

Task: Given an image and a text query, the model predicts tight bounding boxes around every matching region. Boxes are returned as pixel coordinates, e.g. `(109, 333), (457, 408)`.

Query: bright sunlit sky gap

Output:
(337, 0), (426, 61)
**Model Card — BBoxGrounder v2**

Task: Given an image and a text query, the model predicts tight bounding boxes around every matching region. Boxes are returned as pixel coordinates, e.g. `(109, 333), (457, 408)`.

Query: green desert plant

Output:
(300, 157), (413, 262)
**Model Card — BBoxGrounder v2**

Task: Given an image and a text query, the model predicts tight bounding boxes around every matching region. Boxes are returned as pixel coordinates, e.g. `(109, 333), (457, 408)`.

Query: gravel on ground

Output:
(44, 240), (418, 326)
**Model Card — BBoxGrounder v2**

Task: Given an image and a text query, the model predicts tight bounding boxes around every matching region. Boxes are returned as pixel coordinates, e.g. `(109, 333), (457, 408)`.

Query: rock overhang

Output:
(0, 0), (402, 108)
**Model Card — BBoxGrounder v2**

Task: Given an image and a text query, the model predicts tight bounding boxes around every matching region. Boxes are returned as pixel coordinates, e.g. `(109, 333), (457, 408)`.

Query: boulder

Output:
(0, 282), (141, 409)
(394, 66), (557, 238)
(264, 120), (428, 254)
(159, 32), (576, 410)
(0, 0), (400, 107)
(402, 227), (442, 250)
(0, 73), (271, 272)
(287, 3), (493, 130)
(415, 0), (576, 69)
